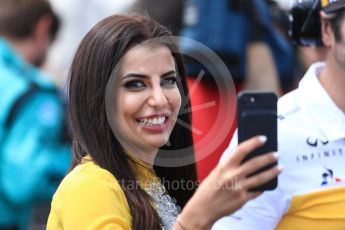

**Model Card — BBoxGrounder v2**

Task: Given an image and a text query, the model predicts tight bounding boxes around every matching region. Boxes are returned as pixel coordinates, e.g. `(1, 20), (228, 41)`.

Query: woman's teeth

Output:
(138, 116), (166, 126)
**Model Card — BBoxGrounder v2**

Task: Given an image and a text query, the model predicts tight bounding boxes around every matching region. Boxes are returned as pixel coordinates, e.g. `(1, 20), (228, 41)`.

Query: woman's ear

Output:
(320, 11), (334, 47)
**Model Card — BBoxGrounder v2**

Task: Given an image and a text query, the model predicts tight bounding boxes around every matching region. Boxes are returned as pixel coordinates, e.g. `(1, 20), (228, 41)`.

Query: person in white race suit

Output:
(213, 0), (345, 229)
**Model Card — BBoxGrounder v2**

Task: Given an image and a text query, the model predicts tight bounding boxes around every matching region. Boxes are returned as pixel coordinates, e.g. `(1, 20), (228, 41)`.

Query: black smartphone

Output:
(237, 91), (278, 191)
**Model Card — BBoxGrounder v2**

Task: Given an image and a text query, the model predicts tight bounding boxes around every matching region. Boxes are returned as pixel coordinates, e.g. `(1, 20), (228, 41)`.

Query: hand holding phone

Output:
(237, 91), (278, 191)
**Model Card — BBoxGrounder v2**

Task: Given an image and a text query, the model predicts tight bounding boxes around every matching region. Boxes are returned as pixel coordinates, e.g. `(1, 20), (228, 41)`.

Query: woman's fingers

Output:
(239, 152), (278, 177)
(224, 135), (267, 166)
(242, 165), (282, 190)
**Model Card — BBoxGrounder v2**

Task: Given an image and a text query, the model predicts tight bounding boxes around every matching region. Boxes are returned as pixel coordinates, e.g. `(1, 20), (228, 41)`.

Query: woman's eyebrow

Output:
(122, 70), (176, 80)
(122, 73), (148, 79)
(161, 70), (177, 77)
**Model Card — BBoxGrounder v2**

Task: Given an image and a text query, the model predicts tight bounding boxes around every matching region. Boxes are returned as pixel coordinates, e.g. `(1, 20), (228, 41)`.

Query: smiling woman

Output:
(46, 14), (281, 230)
(114, 45), (181, 164)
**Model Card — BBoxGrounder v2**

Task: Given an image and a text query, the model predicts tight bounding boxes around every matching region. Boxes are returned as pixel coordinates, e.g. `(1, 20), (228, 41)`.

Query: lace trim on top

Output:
(144, 178), (181, 229)
(127, 155), (181, 229)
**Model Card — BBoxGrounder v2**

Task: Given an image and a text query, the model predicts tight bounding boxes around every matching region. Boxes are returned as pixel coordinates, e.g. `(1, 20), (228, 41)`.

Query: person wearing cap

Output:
(212, 0), (345, 229)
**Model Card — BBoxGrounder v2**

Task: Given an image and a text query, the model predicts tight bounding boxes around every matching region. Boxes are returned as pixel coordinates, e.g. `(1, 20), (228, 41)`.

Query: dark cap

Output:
(322, 0), (345, 14)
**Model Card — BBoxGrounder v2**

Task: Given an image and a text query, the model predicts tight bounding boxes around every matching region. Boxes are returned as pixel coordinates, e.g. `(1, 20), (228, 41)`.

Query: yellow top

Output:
(276, 186), (345, 230)
(47, 155), (158, 230)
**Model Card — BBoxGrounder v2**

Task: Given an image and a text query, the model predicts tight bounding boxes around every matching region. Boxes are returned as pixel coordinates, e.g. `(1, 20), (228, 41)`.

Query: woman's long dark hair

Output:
(68, 14), (197, 229)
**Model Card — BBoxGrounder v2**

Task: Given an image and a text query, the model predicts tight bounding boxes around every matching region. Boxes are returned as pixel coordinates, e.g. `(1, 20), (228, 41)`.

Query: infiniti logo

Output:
(306, 137), (329, 147)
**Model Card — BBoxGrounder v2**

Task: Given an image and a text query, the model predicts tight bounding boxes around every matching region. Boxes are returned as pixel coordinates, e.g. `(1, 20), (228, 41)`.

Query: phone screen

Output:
(237, 91), (278, 191)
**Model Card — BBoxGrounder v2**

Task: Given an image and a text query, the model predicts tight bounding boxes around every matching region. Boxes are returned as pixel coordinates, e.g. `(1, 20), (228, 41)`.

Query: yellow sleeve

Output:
(47, 164), (132, 230)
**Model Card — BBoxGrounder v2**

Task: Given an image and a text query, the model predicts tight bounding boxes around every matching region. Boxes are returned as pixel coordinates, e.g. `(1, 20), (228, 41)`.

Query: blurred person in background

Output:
(0, 0), (71, 229)
(176, 0), (300, 182)
(213, 0), (345, 229)
(180, 0), (300, 94)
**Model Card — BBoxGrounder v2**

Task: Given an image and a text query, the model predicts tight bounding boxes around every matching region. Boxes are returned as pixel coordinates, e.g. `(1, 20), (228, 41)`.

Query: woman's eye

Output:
(161, 77), (177, 87)
(124, 80), (145, 90)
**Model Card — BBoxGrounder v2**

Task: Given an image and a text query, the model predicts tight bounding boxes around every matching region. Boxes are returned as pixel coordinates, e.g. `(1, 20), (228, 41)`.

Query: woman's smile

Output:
(136, 113), (170, 132)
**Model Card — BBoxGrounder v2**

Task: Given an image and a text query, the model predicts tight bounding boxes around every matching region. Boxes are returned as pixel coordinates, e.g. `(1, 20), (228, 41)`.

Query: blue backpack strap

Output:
(4, 83), (41, 130)
(4, 81), (70, 145)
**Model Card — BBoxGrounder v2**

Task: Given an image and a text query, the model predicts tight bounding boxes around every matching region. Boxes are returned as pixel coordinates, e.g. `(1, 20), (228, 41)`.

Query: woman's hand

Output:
(175, 136), (281, 230)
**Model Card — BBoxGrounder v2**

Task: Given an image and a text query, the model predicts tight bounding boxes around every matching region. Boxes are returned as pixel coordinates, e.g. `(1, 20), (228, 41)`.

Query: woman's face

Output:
(114, 44), (181, 158)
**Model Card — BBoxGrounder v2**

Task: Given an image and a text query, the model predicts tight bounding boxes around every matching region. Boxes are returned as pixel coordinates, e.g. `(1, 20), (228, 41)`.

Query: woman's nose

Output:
(147, 86), (168, 108)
